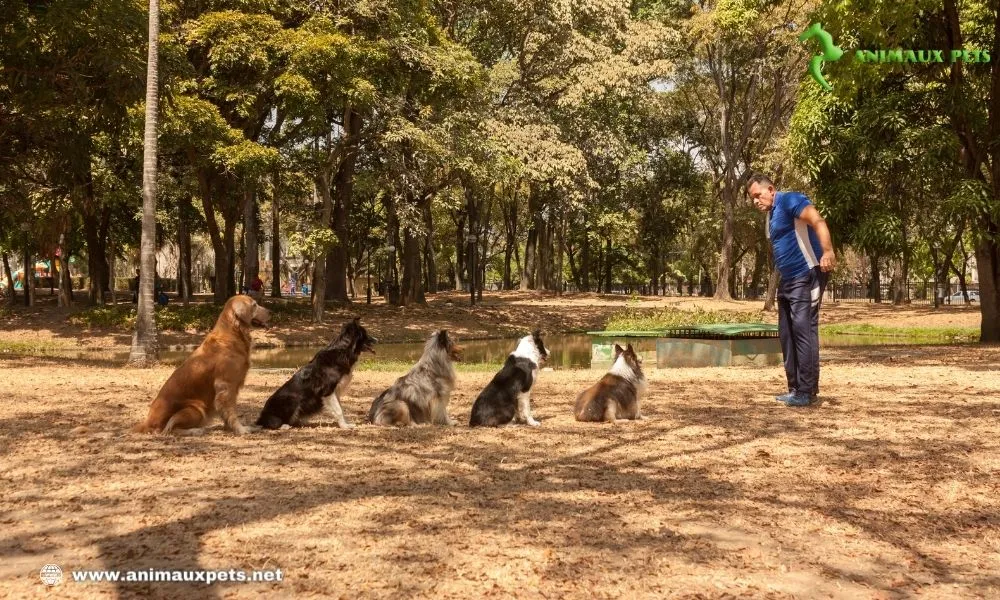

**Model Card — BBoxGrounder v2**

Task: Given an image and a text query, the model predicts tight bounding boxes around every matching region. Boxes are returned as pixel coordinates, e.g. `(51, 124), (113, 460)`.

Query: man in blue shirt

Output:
(747, 173), (836, 407)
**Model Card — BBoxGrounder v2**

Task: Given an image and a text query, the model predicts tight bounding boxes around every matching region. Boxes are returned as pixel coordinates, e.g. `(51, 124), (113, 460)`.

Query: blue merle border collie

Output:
(255, 318), (377, 430)
(469, 330), (550, 427)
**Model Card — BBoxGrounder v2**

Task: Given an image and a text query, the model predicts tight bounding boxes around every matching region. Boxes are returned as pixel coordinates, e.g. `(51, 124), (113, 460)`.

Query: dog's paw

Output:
(279, 424), (292, 431)
(526, 418), (541, 427)
(244, 425), (262, 433)
(337, 422), (356, 430)
(231, 424), (250, 436)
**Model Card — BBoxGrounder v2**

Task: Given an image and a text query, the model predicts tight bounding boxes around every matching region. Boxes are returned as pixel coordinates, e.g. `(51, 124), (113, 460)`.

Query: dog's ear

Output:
(614, 343), (624, 356)
(232, 296), (254, 325)
(532, 328), (543, 340)
(626, 343), (634, 354)
(436, 330), (449, 347)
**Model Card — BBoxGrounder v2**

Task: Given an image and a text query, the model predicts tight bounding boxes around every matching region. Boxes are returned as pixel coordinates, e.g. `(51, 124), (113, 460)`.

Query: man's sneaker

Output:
(775, 390), (797, 403)
(785, 391), (814, 407)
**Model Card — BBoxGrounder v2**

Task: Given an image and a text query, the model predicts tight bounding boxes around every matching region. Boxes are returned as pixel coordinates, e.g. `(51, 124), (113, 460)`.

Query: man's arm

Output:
(798, 205), (836, 272)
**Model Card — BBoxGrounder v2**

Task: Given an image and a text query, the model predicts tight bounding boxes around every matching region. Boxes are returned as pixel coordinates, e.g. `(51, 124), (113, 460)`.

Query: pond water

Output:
(154, 332), (972, 370)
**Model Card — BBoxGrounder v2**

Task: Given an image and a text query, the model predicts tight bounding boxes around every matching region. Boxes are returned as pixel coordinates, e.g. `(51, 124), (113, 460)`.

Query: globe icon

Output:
(39, 564), (63, 586)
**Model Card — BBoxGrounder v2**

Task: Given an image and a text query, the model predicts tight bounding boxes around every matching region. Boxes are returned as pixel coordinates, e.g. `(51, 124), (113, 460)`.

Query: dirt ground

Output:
(2, 343), (999, 599)
(0, 291), (983, 351)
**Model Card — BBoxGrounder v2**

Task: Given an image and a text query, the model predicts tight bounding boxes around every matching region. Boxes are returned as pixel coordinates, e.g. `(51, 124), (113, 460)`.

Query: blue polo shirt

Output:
(768, 191), (824, 280)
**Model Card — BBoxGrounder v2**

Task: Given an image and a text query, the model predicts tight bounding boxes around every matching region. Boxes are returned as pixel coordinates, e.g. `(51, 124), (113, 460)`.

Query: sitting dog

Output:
(574, 343), (646, 423)
(132, 295), (270, 435)
(469, 330), (549, 427)
(256, 318), (377, 430)
(368, 330), (462, 426)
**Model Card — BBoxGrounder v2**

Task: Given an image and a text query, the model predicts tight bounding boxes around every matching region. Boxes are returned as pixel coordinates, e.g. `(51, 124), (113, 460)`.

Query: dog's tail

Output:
(367, 389), (390, 424)
(161, 413), (181, 434)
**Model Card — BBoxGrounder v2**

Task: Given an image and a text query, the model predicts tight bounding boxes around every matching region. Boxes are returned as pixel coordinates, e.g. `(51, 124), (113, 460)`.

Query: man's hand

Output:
(820, 252), (836, 272)
(798, 205), (836, 273)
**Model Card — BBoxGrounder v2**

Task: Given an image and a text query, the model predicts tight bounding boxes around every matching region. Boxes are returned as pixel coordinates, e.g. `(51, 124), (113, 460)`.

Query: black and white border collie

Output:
(255, 318), (377, 430)
(469, 330), (549, 427)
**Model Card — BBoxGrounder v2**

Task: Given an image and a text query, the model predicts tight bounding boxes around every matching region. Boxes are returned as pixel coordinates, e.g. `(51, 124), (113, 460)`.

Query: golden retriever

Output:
(132, 295), (270, 435)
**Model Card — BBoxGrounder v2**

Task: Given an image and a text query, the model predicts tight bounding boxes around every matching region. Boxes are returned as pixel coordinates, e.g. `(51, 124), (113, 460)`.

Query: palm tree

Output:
(128, 0), (160, 366)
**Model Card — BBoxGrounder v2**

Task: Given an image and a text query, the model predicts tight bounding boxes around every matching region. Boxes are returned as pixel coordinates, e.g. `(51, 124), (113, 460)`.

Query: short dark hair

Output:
(746, 172), (774, 190)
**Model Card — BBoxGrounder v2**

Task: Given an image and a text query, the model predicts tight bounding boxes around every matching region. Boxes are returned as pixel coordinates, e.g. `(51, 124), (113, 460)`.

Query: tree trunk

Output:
(521, 227), (537, 291)
(465, 185), (478, 304)
(556, 214), (565, 295)
(177, 196), (193, 304)
(271, 170), (282, 298)
(23, 244), (34, 307)
(538, 216), (554, 290)
(715, 184), (736, 300)
(128, 0), (159, 365)
(423, 200), (437, 295)
(603, 237), (613, 294)
(454, 211), (466, 291)
(324, 118), (359, 304)
(83, 210), (110, 305)
(763, 267), (779, 311)
(581, 225), (590, 292)
(108, 245), (117, 305)
(976, 234), (999, 341)
(2, 252), (15, 305)
(502, 196), (517, 290)
(893, 256), (907, 305)
(225, 218), (237, 298)
(198, 172), (233, 303)
(312, 179), (332, 322)
(400, 219), (425, 306)
(242, 187), (259, 293)
(521, 186), (540, 291)
(382, 194), (401, 305)
(870, 254), (882, 303)
(59, 249), (73, 307)
(49, 254), (56, 297)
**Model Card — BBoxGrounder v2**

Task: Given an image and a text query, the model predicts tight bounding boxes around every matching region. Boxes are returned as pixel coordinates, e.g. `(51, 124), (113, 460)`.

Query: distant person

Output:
(249, 274), (264, 300)
(747, 173), (836, 407)
(131, 269), (140, 303)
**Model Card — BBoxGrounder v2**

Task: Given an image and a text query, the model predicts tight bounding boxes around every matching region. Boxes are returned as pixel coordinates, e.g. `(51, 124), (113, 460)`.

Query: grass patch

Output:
(0, 340), (76, 357)
(67, 305), (136, 329)
(604, 306), (768, 332)
(820, 323), (979, 342)
(69, 304), (221, 331)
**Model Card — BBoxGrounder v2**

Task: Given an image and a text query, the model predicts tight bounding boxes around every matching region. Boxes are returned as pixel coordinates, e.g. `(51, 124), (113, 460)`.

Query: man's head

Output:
(746, 173), (776, 212)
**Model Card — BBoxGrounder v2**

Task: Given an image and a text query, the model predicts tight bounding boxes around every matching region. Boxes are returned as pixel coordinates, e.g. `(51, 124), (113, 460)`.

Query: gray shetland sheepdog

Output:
(367, 330), (463, 426)
(574, 343), (647, 422)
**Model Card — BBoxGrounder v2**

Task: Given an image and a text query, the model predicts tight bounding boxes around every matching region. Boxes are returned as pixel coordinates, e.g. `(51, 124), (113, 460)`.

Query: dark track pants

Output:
(777, 267), (828, 395)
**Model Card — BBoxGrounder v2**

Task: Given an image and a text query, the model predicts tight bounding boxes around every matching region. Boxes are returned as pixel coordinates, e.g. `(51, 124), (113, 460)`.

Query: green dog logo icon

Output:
(799, 23), (844, 91)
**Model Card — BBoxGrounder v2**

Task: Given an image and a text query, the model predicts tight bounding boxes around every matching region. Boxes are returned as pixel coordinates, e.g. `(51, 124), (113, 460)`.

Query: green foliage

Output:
(68, 306), (137, 330)
(604, 306), (768, 331)
(820, 324), (979, 342)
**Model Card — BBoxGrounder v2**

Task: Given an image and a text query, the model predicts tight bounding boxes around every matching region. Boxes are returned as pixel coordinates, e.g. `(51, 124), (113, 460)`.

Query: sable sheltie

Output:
(574, 343), (646, 422)
(469, 330), (549, 427)
(256, 318), (377, 429)
(367, 330), (463, 426)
